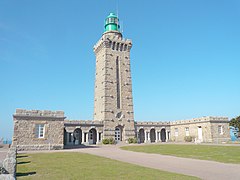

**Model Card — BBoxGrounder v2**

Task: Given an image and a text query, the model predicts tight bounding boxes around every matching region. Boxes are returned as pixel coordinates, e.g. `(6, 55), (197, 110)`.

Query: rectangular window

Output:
(185, 127), (189, 136)
(35, 124), (45, 138)
(218, 125), (223, 135)
(175, 128), (178, 137)
(99, 133), (101, 141)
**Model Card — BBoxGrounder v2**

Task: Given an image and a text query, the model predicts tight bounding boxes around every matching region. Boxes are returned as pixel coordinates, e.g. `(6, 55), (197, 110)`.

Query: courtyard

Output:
(16, 144), (240, 179)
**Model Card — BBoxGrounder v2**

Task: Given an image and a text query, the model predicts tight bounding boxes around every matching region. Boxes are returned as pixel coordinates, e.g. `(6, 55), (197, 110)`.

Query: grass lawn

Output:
(17, 152), (198, 180)
(121, 144), (240, 164)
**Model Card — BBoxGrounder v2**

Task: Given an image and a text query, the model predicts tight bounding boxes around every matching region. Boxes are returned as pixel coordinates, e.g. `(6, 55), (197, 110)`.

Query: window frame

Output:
(175, 128), (178, 137)
(35, 124), (45, 138)
(218, 125), (223, 135)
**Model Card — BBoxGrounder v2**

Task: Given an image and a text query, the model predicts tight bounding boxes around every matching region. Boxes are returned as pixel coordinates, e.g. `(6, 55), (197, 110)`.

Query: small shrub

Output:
(184, 136), (193, 142)
(102, 138), (109, 144)
(109, 137), (115, 144)
(102, 138), (115, 145)
(128, 138), (137, 144)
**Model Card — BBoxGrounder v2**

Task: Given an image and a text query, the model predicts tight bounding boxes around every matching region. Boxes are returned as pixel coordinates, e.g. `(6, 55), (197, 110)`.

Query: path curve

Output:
(71, 145), (240, 180)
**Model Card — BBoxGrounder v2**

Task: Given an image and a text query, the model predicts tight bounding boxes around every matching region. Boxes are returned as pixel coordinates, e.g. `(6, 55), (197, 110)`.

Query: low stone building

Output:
(12, 13), (230, 150)
(12, 109), (230, 151)
(170, 116), (230, 143)
(13, 109), (65, 151)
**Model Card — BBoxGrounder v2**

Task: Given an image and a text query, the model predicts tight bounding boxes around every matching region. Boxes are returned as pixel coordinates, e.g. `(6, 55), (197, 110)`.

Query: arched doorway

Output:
(115, 126), (122, 142)
(73, 128), (82, 145)
(150, 129), (156, 143)
(89, 128), (97, 144)
(161, 128), (166, 142)
(139, 129), (145, 143)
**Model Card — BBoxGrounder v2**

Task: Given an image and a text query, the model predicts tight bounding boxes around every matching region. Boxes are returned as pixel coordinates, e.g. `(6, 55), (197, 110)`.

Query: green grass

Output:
(121, 144), (240, 164)
(17, 152), (198, 180)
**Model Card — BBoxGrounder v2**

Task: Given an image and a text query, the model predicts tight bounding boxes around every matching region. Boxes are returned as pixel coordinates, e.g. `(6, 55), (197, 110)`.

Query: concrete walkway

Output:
(67, 145), (240, 180)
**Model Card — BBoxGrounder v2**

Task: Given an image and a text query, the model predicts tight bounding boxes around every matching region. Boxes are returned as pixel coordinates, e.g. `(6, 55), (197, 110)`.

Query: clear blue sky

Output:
(1, 0), (240, 139)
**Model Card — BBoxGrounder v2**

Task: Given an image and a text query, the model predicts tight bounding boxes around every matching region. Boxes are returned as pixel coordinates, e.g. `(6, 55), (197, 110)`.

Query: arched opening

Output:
(139, 129), (145, 143)
(73, 128), (82, 145)
(161, 128), (166, 142)
(150, 129), (156, 143)
(115, 126), (122, 142)
(89, 128), (97, 145)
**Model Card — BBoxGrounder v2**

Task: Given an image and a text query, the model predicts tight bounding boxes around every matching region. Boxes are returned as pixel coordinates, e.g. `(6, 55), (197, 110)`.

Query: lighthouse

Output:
(93, 13), (135, 142)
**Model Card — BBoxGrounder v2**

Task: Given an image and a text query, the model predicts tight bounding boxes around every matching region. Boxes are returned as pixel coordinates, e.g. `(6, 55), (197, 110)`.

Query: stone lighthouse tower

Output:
(93, 13), (135, 142)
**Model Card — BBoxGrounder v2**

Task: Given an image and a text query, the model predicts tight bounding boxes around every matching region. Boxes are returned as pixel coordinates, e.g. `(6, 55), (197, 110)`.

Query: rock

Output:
(3, 157), (16, 176)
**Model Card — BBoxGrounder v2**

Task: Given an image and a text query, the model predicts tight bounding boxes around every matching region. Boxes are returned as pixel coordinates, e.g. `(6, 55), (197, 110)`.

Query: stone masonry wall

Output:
(93, 31), (135, 141)
(170, 116), (230, 143)
(13, 109), (65, 151)
(210, 122), (230, 143)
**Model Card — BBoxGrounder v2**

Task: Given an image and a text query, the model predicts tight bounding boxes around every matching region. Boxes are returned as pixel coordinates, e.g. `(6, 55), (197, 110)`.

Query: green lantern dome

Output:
(104, 12), (120, 32)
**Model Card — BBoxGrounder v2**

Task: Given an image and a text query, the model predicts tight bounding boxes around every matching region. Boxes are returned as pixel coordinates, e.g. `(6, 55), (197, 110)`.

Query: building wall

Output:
(135, 121), (171, 143)
(170, 122), (212, 142)
(64, 120), (104, 145)
(13, 109), (65, 151)
(210, 122), (230, 143)
(170, 117), (230, 143)
(13, 109), (231, 151)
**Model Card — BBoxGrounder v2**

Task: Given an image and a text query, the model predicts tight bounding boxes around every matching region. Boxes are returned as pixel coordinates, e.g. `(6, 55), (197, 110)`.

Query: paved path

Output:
(67, 145), (240, 180)
(21, 145), (240, 180)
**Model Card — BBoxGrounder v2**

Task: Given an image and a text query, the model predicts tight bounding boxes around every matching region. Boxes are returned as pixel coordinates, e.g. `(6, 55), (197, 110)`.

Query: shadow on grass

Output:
(17, 155), (28, 158)
(16, 172), (36, 177)
(17, 161), (31, 165)
(64, 144), (100, 149)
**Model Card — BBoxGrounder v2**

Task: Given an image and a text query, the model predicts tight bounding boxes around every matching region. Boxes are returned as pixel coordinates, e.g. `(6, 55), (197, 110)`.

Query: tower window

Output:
(124, 44), (127, 51)
(112, 42), (116, 50)
(109, 41), (112, 48)
(116, 43), (119, 51)
(120, 44), (123, 51)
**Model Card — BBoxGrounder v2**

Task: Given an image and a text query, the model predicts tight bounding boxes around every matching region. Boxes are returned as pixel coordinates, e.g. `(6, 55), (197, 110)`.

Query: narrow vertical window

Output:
(109, 41), (112, 48)
(218, 125), (223, 135)
(175, 128), (178, 137)
(35, 124), (45, 138)
(112, 42), (116, 50)
(124, 44), (127, 51)
(120, 44), (123, 51)
(185, 127), (189, 136)
(116, 43), (119, 51)
(116, 56), (121, 109)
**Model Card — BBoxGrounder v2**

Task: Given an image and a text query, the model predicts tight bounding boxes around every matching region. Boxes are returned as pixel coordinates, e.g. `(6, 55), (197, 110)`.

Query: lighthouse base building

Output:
(12, 13), (230, 151)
